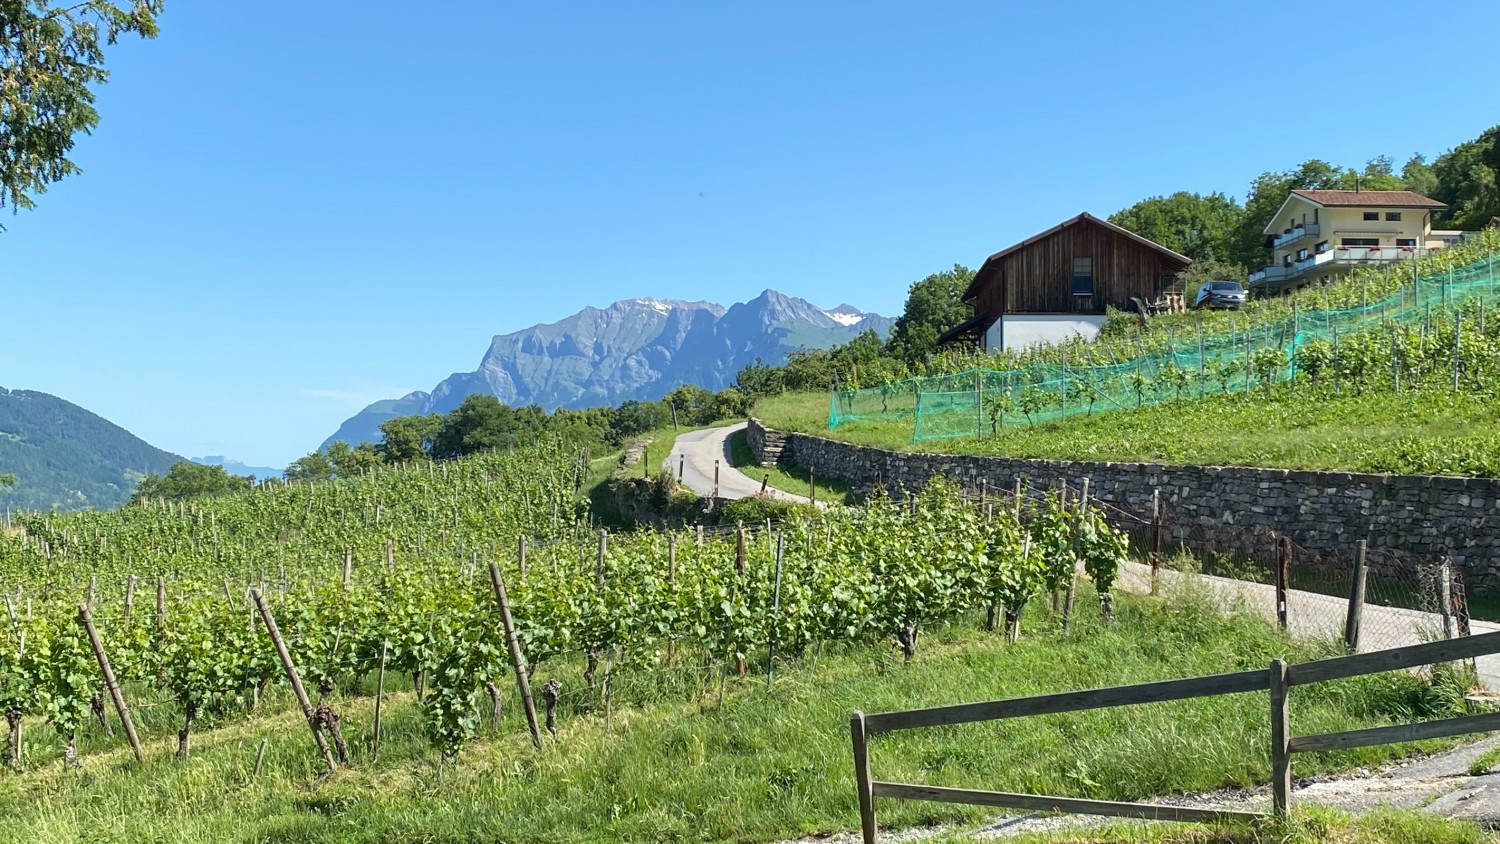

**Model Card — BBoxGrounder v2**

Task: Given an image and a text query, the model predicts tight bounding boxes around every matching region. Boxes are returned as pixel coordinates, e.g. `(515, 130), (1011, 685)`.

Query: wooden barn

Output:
(939, 212), (1191, 352)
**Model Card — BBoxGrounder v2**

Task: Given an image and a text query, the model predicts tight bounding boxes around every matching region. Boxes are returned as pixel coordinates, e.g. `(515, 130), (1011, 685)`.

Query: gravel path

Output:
(1116, 561), (1500, 689)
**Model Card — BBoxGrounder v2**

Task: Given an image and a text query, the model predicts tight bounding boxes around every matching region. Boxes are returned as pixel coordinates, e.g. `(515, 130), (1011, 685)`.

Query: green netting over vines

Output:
(828, 244), (1500, 441)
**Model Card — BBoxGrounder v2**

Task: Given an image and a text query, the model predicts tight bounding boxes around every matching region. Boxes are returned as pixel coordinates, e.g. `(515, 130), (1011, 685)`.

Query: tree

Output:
(1108, 191), (1245, 265)
(1431, 127), (1500, 229)
(1401, 153), (1439, 200)
(131, 462), (249, 504)
(326, 441), (379, 477)
(0, 474), (13, 489)
(1, 1), (163, 219)
(376, 413), (442, 463)
(284, 450), (334, 483)
(885, 265), (975, 366)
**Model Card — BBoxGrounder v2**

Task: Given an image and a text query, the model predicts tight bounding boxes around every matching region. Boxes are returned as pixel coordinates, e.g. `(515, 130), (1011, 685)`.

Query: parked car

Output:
(1193, 280), (1247, 310)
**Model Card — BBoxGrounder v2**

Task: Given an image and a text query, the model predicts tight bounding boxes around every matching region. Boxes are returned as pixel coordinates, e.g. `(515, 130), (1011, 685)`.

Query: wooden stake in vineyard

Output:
(487, 562), (542, 749)
(249, 588), (338, 774)
(735, 527), (747, 678)
(78, 604), (144, 762)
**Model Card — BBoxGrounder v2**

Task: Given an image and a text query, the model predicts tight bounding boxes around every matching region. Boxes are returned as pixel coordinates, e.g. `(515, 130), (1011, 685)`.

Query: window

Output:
(1341, 237), (1379, 247)
(1071, 257), (1093, 296)
(1386, 212), (1402, 222)
(1396, 238), (1417, 248)
(1363, 211), (1379, 221)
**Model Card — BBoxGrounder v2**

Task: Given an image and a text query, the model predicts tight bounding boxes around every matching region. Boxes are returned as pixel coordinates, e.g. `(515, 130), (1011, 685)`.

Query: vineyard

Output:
(826, 230), (1500, 443)
(0, 440), (1132, 770)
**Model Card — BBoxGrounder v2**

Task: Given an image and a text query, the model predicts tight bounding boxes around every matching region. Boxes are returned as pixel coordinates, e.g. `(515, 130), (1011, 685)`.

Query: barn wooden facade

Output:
(940, 212), (1191, 351)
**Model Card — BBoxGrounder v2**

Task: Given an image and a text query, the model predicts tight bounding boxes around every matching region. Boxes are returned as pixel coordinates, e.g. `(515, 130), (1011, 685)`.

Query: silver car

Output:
(1194, 281), (1247, 310)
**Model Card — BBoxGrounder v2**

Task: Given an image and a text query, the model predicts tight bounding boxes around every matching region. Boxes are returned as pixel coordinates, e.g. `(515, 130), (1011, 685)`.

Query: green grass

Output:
(726, 427), (857, 504)
(0, 588), (1481, 843)
(583, 422), (736, 525)
(757, 386), (1500, 478)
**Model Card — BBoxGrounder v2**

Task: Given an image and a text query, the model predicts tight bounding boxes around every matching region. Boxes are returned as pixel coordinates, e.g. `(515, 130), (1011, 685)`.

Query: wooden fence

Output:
(850, 628), (1500, 842)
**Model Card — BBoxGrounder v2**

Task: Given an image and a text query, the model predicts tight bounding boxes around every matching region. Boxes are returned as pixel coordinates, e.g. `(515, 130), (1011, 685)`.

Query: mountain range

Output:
(0, 387), (183, 512)
(191, 456), (281, 480)
(325, 290), (890, 448)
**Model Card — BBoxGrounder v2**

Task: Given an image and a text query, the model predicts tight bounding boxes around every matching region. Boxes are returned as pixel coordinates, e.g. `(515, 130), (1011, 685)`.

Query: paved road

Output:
(663, 422), (813, 504)
(1117, 561), (1500, 689)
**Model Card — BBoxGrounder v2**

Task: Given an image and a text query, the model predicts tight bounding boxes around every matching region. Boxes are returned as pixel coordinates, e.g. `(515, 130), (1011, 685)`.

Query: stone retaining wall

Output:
(746, 418), (1500, 595)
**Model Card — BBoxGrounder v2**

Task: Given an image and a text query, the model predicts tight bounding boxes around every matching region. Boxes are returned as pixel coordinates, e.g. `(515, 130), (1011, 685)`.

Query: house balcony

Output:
(1270, 223), (1320, 249)
(1249, 246), (1426, 289)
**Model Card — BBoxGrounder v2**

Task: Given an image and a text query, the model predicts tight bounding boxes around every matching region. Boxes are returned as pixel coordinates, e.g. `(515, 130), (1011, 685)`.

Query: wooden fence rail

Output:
(850, 628), (1500, 842)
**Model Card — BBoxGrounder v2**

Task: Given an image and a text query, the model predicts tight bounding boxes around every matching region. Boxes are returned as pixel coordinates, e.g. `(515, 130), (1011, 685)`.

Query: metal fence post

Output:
(1275, 537), (1289, 631)
(1150, 488), (1162, 595)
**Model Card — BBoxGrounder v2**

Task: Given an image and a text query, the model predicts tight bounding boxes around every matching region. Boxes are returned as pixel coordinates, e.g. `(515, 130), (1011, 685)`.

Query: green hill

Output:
(0, 387), (183, 512)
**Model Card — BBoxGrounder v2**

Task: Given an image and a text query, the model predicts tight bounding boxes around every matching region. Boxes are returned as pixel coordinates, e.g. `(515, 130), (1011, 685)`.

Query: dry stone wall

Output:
(746, 418), (1500, 595)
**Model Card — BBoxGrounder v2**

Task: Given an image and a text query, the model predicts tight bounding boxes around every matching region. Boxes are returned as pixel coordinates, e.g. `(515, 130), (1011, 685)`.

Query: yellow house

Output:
(1248, 190), (1453, 293)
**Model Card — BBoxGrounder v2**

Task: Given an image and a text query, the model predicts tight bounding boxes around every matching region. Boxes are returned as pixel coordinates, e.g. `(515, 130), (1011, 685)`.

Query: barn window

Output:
(1072, 257), (1093, 296)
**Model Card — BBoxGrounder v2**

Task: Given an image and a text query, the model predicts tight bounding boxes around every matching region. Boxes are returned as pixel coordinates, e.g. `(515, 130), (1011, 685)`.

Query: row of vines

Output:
(0, 443), (1130, 769)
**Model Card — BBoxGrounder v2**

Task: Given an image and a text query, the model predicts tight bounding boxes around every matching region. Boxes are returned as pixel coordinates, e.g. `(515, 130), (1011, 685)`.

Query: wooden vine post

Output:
(372, 641), (388, 762)
(249, 588), (338, 774)
(78, 603), (144, 762)
(487, 562), (543, 749)
(767, 533), (785, 692)
(735, 526), (747, 678)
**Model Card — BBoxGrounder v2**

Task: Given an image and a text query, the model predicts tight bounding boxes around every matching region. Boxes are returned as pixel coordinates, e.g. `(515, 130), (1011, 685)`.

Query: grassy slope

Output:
(726, 427), (857, 503)
(756, 386), (1500, 477)
(0, 590), (1480, 844)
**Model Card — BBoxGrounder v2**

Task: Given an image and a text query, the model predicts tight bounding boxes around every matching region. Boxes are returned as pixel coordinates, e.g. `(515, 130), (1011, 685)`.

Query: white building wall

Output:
(987, 314), (1107, 352)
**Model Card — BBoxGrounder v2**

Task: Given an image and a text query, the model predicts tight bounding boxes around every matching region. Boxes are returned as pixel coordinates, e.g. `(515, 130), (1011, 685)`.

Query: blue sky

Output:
(5, 1), (1498, 469)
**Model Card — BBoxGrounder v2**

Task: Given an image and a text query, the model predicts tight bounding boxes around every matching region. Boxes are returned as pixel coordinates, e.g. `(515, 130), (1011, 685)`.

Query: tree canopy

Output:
(131, 462), (250, 504)
(884, 265), (975, 366)
(1108, 192), (1244, 267)
(1, 1), (162, 220)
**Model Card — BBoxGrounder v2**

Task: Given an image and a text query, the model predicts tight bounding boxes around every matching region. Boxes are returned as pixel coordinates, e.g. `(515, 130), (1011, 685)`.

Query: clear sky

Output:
(5, 1), (1498, 470)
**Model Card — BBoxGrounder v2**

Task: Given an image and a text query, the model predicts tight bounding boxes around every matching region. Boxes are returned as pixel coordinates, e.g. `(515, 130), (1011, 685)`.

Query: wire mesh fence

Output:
(956, 479), (1480, 657)
(826, 236), (1500, 442)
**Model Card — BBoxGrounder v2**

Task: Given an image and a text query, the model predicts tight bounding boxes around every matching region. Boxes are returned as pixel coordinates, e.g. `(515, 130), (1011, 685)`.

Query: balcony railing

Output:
(1249, 246), (1426, 288)
(1271, 223), (1320, 249)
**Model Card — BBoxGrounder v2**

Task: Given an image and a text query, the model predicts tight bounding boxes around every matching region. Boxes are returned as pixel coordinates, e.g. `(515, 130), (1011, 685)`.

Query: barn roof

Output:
(961, 212), (1192, 302)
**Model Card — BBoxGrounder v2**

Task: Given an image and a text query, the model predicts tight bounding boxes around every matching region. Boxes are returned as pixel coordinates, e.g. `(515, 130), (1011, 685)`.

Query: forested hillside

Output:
(0, 388), (182, 512)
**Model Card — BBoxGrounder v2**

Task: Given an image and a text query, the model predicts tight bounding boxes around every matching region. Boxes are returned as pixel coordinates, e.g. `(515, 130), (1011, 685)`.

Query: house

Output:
(938, 212), (1191, 352)
(1247, 190), (1450, 294)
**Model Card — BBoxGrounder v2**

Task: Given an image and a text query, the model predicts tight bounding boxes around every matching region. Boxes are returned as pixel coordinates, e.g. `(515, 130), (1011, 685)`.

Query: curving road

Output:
(662, 422), (812, 504)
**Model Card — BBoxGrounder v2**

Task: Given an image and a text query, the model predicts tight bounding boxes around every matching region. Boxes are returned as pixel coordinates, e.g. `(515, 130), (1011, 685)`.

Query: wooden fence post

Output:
(1270, 658), (1291, 819)
(78, 604), (144, 762)
(1343, 540), (1368, 651)
(487, 562), (543, 749)
(851, 712), (877, 844)
(249, 588), (338, 774)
